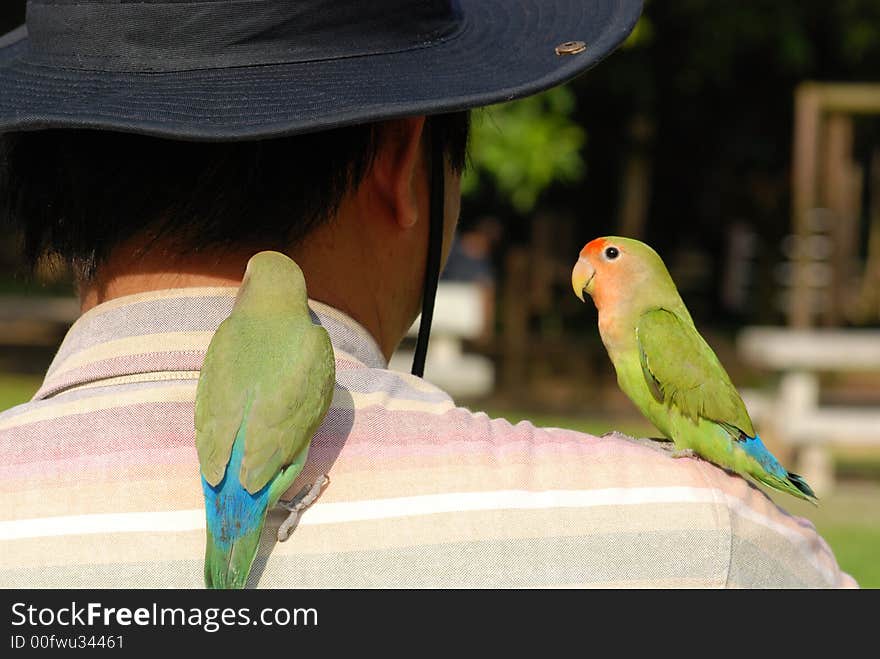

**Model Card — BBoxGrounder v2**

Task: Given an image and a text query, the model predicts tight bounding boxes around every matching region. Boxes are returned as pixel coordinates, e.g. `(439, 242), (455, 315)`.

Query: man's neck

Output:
(79, 243), (253, 313)
(78, 235), (418, 363)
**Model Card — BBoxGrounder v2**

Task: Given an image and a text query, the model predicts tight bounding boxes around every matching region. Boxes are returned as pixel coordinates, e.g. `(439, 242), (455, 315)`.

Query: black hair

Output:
(0, 112), (469, 282)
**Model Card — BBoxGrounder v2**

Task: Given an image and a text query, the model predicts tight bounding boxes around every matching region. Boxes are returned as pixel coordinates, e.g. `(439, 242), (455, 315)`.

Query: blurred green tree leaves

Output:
(462, 86), (586, 215)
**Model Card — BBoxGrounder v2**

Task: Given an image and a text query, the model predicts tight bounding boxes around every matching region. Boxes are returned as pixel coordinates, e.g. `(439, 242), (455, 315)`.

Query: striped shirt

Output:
(0, 287), (856, 588)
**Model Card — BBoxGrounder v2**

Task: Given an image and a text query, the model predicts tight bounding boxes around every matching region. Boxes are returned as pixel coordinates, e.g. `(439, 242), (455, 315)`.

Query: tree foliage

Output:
(462, 86), (586, 215)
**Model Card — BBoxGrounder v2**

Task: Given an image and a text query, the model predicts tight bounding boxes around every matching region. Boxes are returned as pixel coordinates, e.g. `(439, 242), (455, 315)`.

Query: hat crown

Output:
(26, 0), (462, 72)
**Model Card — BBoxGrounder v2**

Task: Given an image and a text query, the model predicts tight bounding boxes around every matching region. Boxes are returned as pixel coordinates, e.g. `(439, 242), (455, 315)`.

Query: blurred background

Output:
(2, 1), (879, 585)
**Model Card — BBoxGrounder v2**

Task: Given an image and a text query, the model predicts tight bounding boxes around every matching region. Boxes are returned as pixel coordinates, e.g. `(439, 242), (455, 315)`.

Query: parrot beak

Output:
(571, 258), (595, 302)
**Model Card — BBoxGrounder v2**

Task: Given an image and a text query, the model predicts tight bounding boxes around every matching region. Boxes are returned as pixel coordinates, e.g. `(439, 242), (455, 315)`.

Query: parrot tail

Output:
(201, 476), (270, 588)
(785, 471), (817, 501)
(204, 523), (264, 589)
(740, 434), (819, 505)
(200, 418), (273, 588)
(752, 469), (819, 506)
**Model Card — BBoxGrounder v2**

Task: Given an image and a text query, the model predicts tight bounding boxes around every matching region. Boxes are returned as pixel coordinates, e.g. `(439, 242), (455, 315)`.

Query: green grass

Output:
(834, 452), (880, 483)
(818, 526), (880, 587)
(0, 373), (42, 412)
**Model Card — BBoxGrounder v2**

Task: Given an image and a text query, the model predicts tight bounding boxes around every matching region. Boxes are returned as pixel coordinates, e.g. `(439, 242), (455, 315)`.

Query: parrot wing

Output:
(240, 323), (336, 494)
(194, 317), (248, 487)
(635, 308), (755, 438)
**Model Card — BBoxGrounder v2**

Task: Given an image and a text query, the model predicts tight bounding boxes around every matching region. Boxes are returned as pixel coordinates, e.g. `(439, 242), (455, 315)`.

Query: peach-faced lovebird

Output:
(195, 251), (336, 588)
(571, 236), (816, 503)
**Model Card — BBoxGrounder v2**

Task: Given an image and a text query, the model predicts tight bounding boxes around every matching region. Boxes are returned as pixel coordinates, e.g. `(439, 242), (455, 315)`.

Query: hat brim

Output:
(0, 0), (641, 141)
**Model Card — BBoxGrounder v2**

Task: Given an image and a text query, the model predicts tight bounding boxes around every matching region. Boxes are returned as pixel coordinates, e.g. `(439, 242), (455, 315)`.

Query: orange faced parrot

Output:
(571, 236), (816, 504)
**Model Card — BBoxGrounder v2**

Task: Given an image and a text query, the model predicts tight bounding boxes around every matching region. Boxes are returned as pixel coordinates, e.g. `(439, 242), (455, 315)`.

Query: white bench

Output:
(737, 326), (880, 493)
(389, 282), (494, 398)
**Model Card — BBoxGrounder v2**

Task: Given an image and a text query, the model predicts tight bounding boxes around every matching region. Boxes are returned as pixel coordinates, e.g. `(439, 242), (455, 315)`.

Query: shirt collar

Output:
(34, 287), (387, 400)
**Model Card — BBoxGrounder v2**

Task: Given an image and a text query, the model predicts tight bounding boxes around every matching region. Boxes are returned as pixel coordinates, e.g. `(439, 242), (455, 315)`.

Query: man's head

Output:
(0, 112), (469, 283)
(0, 113), (469, 357)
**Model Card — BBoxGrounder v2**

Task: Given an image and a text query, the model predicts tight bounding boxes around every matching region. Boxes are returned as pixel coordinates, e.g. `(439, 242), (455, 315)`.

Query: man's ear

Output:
(369, 116), (426, 229)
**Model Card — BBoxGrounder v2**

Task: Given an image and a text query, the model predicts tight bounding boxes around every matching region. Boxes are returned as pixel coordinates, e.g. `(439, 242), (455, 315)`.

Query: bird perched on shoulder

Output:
(571, 236), (816, 504)
(195, 251), (336, 588)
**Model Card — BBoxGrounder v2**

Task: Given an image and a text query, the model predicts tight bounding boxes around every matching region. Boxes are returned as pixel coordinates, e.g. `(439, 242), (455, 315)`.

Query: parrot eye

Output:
(604, 246), (620, 260)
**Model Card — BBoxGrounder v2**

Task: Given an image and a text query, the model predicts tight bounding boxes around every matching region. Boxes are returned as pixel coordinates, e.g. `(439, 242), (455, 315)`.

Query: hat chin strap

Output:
(411, 123), (445, 378)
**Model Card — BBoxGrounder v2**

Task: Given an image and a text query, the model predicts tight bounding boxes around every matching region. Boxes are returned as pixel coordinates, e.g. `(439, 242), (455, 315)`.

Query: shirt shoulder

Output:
(691, 459), (858, 588)
(345, 372), (857, 588)
(0, 349), (857, 588)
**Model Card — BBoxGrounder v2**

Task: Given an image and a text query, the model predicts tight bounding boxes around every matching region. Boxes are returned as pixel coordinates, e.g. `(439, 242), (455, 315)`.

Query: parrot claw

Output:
(276, 474), (329, 542)
(600, 430), (636, 440)
(671, 448), (697, 459)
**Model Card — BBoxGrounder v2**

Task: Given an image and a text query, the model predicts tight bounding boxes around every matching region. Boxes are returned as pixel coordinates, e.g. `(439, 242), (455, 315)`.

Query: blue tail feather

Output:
(201, 422), (271, 587)
(740, 433), (818, 502)
(739, 434), (788, 480)
(202, 424), (270, 550)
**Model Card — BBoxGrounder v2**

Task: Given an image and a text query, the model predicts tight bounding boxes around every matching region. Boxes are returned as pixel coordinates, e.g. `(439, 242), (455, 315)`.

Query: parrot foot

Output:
(276, 475), (329, 542)
(671, 448), (697, 459)
(600, 430), (640, 441)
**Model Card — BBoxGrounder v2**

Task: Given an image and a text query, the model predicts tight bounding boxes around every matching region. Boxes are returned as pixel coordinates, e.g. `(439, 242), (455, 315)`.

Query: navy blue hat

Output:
(0, 0), (642, 140)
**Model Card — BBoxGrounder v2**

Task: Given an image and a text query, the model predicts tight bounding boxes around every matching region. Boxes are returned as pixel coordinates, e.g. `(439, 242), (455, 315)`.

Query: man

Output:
(0, 1), (855, 587)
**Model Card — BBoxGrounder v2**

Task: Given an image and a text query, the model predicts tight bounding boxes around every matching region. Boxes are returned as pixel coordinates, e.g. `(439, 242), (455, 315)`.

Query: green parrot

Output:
(195, 250), (336, 589)
(571, 236), (816, 504)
